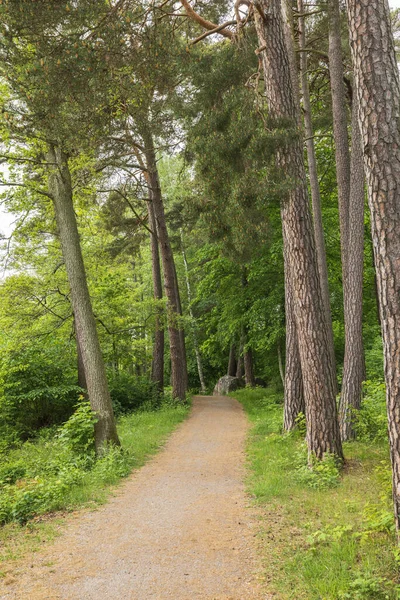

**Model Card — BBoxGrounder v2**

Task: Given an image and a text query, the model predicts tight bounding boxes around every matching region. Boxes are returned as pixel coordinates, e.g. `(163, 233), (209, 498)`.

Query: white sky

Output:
(391, 0), (400, 6)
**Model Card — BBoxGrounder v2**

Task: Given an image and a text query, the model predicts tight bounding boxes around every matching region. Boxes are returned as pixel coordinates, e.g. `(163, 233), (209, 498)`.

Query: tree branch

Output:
(180, 0), (234, 39)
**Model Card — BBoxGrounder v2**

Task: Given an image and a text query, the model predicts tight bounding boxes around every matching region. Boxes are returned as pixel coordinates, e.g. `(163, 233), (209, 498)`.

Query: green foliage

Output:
(56, 401), (97, 454)
(295, 448), (341, 490)
(108, 374), (159, 415)
(355, 381), (388, 442)
(338, 576), (396, 600)
(0, 343), (80, 441)
(0, 402), (189, 527)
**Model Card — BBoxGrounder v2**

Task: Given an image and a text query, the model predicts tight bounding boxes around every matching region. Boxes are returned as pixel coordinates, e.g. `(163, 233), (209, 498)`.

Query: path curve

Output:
(0, 396), (264, 600)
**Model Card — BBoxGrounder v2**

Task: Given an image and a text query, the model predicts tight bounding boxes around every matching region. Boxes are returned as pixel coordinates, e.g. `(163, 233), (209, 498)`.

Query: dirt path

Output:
(0, 396), (265, 600)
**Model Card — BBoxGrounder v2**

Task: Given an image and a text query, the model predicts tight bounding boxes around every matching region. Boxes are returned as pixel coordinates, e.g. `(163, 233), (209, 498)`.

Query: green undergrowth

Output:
(0, 400), (189, 566)
(233, 387), (400, 600)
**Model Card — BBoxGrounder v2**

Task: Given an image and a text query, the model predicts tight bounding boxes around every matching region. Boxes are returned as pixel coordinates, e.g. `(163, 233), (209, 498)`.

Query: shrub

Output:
(355, 381), (388, 442)
(108, 374), (159, 415)
(0, 344), (80, 439)
(57, 401), (97, 454)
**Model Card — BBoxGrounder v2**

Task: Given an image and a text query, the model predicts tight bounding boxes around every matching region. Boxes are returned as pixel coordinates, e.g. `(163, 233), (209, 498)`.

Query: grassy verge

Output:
(0, 403), (189, 567)
(233, 387), (399, 600)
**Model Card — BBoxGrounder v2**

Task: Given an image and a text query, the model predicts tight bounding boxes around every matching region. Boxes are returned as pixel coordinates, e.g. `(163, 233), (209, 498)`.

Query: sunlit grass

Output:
(233, 387), (399, 600)
(0, 403), (189, 567)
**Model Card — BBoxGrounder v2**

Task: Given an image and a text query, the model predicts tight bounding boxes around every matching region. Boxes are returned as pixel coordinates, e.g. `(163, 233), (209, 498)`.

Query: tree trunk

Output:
(228, 344), (237, 377)
(181, 230), (206, 393)
(277, 341), (285, 388)
(339, 92), (365, 440)
(141, 124), (188, 401)
(244, 345), (256, 387)
(255, 0), (342, 459)
(298, 0), (337, 392)
(236, 336), (244, 379)
(147, 198), (164, 394)
(281, 0), (301, 122)
(328, 0), (365, 440)
(47, 145), (119, 451)
(328, 0), (351, 269)
(283, 240), (305, 431)
(172, 257), (189, 392)
(346, 0), (400, 530)
(77, 334), (87, 393)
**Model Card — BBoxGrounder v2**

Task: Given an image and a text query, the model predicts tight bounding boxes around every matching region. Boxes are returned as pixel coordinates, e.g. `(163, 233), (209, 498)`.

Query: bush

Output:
(108, 374), (159, 414)
(0, 344), (80, 439)
(57, 401), (97, 454)
(355, 381), (388, 442)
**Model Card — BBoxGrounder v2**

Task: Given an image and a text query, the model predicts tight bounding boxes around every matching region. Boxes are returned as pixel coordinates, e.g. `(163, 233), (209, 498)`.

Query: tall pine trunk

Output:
(147, 198), (164, 394)
(255, 0), (342, 459)
(141, 123), (188, 401)
(281, 0), (305, 429)
(328, 0), (365, 439)
(47, 145), (119, 451)
(346, 0), (400, 530)
(298, 0), (337, 392)
(329, 0), (351, 262)
(339, 93), (365, 440)
(283, 243), (305, 431)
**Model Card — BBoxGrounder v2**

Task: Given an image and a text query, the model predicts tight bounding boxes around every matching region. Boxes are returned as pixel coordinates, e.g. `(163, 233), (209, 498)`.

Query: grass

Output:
(0, 402), (189, 567)
(233, 387), (400, 600)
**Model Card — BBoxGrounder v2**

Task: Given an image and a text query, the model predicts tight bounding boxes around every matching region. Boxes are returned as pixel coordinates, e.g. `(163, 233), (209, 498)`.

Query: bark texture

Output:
(141, 124), (188, 401)
(47, 145), (120, 451)
(298, 0), (337, 392)
(329, 0), (366, 439)
(255, 0), (342, 458)
(346, 0), (400, 528)
(339, 93), (365, 440)
(147, 198), (165, 394)
(77, 335), (87, 393)
(283, 248), (305, 431)
(328, 0), (351, 263)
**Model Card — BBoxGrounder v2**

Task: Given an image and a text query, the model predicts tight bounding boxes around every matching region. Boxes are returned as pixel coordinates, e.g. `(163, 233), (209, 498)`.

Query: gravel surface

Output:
(0, 395), (265, 599)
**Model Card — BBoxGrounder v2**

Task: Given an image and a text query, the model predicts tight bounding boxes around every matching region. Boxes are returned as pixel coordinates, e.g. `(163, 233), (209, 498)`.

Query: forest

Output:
(1, 0), (400, 598)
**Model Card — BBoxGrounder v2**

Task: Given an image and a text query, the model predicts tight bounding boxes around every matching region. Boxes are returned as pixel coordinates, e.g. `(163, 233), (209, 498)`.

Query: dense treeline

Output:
(0, 0), (400, 546)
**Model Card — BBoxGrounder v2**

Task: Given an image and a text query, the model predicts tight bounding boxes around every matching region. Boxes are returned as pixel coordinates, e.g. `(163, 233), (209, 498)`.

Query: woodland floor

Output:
(0, 396), (266, 600)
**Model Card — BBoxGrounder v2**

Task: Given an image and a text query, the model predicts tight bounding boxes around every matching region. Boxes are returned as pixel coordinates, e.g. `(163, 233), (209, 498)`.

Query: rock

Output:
(254, 377), (267, 388)
(213, 375), (244, 396)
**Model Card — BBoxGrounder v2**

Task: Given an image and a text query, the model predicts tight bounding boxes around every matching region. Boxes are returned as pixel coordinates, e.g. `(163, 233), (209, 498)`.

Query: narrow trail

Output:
(0, 396), (265, 600)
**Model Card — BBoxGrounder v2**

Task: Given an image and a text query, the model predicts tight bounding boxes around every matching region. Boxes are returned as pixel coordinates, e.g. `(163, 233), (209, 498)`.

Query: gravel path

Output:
(0, 396), (265, 599)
